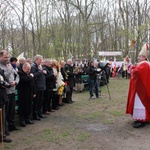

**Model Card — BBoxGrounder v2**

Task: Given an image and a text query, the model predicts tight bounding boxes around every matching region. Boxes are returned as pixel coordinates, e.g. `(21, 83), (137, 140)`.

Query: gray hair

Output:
(44, 58), (51, 63)
(34, 54), (43, 61)
(22, 62), (31, 68)
(26, 58), (32, 62)
(67, 59), (72, 63)
(19, 57), (26, 63)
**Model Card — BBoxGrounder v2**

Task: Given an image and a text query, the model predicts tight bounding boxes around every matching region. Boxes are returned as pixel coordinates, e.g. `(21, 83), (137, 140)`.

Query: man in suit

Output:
(30, 55), (46, 120)
(42, 59), (56, 114)
(64, 59), (76, 103)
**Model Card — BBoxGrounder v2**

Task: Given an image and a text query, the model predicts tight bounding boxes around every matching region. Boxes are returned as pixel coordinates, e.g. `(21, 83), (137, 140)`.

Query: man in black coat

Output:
(64, 59), (76, 103)
(17, 62), (35, 127)
(17, 57), (26, 72)
(42, 59), (56, 114)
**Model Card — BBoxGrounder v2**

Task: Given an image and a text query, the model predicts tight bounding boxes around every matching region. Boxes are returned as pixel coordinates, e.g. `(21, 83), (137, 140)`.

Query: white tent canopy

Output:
(98, 51), (122, 56)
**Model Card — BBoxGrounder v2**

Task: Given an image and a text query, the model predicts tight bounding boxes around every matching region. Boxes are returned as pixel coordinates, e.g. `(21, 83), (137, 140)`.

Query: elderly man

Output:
(17, 57), (26, 72)
(0, 50), (14, 143)
(64, 59), (76, 103)
(30, 55), (46, 120)
(0, 50), (19, 133)
(17, 62), (35, 127)
(42, 59), (56, 114)
(26, 58), (32, 65)
(126, 43), (150, 128)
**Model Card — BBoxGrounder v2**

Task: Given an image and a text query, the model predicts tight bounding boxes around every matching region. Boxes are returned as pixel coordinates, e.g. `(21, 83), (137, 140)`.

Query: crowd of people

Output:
(0, 51), (84, 143)
(0, 50), (110, 143)
(1, 45), (146, 143)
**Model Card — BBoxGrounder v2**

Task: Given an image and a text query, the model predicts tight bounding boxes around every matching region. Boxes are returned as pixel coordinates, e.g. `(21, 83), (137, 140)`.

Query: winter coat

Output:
(30, 62), (46, 91)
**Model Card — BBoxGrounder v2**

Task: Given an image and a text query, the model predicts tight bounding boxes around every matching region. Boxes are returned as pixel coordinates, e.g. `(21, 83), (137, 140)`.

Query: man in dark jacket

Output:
(88, 61), (100, 99)
(17, 62), (35, 127)
(17, 57), (26, 72)
(64, 59), (76, 103)
(30, 55), (46, 120)
(42, 59), (56, 114)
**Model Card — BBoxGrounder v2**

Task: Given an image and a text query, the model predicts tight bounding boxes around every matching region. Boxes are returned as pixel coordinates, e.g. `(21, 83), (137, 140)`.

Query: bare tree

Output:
(0, 0), (150, 62)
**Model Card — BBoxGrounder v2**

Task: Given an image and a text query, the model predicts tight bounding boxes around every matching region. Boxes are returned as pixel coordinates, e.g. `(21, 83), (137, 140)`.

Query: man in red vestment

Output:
(126, 43), (150, 128)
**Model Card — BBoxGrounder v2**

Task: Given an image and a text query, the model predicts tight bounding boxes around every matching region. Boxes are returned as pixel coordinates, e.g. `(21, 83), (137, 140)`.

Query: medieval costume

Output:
(126, 43), (150, 128)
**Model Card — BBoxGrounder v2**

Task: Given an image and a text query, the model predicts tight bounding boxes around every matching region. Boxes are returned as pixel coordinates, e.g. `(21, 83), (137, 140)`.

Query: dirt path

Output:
(3, 79), (150, 150)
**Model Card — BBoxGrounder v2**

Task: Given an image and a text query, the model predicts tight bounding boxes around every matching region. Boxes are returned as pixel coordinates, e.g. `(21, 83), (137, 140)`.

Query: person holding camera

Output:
(88, 61), (101, 99)
(0, 51), (12, 143)
(0, 51), (20, 133)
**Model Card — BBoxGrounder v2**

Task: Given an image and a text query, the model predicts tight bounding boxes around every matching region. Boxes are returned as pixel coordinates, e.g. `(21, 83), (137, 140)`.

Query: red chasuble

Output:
(126, 61), (150, 121)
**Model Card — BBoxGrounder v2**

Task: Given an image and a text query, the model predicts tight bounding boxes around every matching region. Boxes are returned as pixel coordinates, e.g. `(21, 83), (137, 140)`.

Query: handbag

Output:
(64, 81), (70, 93)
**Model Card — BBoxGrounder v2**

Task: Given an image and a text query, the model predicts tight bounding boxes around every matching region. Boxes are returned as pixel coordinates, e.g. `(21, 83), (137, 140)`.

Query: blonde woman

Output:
(59, 60), (66, 106)
(52, 60), (65, 109)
